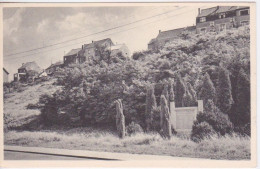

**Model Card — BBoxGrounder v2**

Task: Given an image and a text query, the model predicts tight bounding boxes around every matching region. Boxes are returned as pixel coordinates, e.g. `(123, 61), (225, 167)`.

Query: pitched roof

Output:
(83, 38), (113, 49)
(3, 68), (9, 74)
(198, 6), (249, 17)
(148, 38), (156, 45)
(46, 61), (63, 70)
(65, 48), (81, 56)
(18, 61), (42, 72)
(111, 44), (125, 50)
(156, 28), (185, 40)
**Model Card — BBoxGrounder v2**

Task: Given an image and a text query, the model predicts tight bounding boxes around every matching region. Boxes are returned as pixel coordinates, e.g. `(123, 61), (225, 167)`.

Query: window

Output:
(241, 20), (249, 26)
(219, 13), (226, 19)
(240, 9), (249, 16)
(200, 28), (206, 33)
(200, 17), (206, 22)
(230, 18), (235, 23)
(219, 23), (226, 31)
(210, 22), (214, 26)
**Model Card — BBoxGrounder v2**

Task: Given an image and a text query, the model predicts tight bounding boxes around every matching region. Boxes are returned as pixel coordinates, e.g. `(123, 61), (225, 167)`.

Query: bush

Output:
(126, 122), (143, 136)
(191, 121), (215, 142)
(195, 100), (233, 136)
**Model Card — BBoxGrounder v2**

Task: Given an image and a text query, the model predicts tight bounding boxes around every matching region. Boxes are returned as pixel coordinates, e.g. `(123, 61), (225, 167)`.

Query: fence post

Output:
(198, 100), (203, 113)
(170, 101), (176, 129)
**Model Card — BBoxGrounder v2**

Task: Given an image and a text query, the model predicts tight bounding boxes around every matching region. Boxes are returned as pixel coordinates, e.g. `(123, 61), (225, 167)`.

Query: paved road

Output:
(5, 150), (92, 160)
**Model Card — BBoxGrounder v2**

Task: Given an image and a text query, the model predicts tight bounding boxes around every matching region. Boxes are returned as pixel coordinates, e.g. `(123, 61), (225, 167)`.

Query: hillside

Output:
(4, 79), (61, 130)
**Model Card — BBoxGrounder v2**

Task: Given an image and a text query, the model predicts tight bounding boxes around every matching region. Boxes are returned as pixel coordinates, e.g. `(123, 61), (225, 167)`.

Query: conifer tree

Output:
(233, 69), (250, 127)
(115, 99), (125, 138)
(162, 83), (169, 105)
(183, 90), (193, 107)
(175, 74), (186, 107)
(199, 73), (216, 105)
(216, 67), (233, 114)
(145, 85), (157, 131)
(160, 95), (172, 139)
(169, 82), (175, 102)
(187, 82), (197, 106)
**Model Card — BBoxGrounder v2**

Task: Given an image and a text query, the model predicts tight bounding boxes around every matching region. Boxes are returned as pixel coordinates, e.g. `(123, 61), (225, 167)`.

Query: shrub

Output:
(160, 95), (171, 139)
(175, 74), (185, 107)
(126, 122), (143, 136)
(115, 99), (126, 138)
(145, 85), (157, 131)
(216, 67), (233, 114)
(199, 73), (216, 105)
(191, 121), (215, 142)
(39, 94), (59, 126)
(195, 100), (233, 136)
(26, 103), (40, 109)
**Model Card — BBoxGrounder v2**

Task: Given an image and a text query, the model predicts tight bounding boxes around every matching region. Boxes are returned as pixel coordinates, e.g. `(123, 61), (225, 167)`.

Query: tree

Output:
(145, 85), (157, 131)
(231, 68), (250, 128)
(216, 67), (233, 114)
(162, 83), (169, 105)
(199, 73), (216, 105)
(175, 74), (186, 107)
(187, 82), (197, 106)
(183, 90), (193, 107)
(169, 82), (175, 102)
(160, 95), (171, 139)
(116, 99), (126, 138)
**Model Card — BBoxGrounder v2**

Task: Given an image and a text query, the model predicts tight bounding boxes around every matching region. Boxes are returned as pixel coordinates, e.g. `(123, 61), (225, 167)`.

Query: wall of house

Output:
(111, 45), (131, 58)
(196, 9), (250, 34)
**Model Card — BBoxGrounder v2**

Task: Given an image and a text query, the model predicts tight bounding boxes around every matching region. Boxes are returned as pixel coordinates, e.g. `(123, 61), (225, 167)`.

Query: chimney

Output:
(159, 30), (161, 33)
(92, 40), (94, 43)
(198, 8), (200, 15)
(82, 45), (83, 49)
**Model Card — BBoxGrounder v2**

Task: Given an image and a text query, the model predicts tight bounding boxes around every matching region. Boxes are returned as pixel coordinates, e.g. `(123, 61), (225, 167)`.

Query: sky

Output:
(3, 5), (209, 80)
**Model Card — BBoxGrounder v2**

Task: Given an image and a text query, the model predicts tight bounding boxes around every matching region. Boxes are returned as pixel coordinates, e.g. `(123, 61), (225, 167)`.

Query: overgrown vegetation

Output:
(37, 27), (250, 138)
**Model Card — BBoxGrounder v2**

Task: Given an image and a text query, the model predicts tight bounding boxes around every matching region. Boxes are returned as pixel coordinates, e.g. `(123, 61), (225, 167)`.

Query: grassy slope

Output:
(4, 79), (60, 129)
(5, 129), (250, 160)
(3, 78), (250, 160)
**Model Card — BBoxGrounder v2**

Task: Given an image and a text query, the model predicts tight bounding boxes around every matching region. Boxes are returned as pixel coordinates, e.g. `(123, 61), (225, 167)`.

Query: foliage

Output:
(169, 82), (175, 102)
(145, 85), (157, 131)
(160, 95), (171, 139)
(191, 121), (215, 142)
(116, 99), (126, 138)
(126, 122), (144, 136)
(175, 74), (186, 107)
(199, 73), (216, 105)
(216, 67), (233, 114)
(229, 68), (250, 131)
(195, 100), (233, 136)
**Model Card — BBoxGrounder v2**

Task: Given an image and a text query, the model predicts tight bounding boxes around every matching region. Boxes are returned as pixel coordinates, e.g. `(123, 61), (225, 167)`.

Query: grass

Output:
(4, 129), (250, 160)
(4, 79), (61, 129)
(3, 79), (250, 160)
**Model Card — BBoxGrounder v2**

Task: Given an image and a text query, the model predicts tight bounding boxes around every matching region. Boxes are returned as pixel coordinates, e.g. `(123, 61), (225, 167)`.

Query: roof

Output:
(198, 6), (249, 17)
(46, 61), (63, 69)
(3, 68), (9, 74)
(65, 48), (81, 56)
(83, 38), (113, 49)
(148, 38), (156, 45)
(18, 61), (42, 72)
(111, 44), (125, 50)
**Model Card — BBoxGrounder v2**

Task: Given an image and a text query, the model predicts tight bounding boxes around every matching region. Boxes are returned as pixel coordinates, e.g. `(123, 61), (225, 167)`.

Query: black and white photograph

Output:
(1, 2), (257, 167)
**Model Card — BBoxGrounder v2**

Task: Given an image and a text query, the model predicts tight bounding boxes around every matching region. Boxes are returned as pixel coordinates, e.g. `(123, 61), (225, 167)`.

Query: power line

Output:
(4, 7), (199, 61)
(5, 6), (185, 57)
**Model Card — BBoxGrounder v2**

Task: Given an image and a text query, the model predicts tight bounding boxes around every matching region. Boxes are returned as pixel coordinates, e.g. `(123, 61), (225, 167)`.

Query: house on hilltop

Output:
(148, 26), (196, 50)
(196, 6), (250, 33)
(111, 44), (131, 58)
(46, 61), (64, 75)
(63, 38), (130, 65)
(3, 68), (9, 83)
(14, 61), (42, 82)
